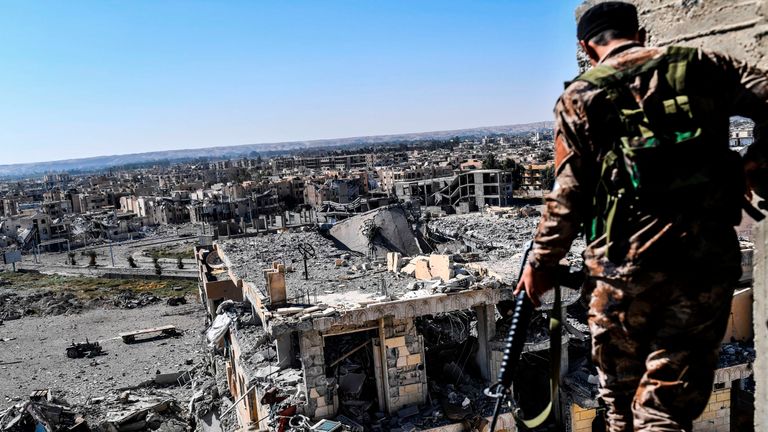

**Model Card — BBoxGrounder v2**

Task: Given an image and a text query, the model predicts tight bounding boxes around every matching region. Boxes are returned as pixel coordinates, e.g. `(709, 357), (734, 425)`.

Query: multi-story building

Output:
(271, 154), (371, 174)
(378, 165), (455, 195)
(520, 163), (554, 190)
(71, 192), (109, 214)
(394, 169), (514, 212)
(304, 178), (364, 208)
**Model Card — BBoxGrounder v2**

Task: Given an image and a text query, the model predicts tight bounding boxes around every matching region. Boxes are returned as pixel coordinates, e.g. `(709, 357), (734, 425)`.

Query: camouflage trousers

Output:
(588, 272), (735, 432)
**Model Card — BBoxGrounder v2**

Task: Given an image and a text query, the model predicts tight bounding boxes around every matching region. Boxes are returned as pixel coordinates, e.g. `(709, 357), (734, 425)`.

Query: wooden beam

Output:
(328, 340), (371, 369)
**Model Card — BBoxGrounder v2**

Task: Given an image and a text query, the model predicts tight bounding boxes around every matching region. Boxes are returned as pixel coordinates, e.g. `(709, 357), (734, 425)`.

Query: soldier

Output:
(514, 2), (768, 431)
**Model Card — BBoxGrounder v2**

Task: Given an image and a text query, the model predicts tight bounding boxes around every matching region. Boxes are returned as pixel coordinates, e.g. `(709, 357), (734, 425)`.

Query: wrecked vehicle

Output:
(65, 340), (103, 359)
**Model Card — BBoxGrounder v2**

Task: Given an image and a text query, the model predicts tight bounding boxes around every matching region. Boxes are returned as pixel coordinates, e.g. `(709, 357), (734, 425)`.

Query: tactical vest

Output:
(573, 46), (746, 261)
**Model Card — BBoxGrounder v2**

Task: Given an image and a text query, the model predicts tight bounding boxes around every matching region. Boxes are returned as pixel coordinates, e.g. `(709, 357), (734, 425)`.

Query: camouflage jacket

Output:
(530, 42), (768, 279)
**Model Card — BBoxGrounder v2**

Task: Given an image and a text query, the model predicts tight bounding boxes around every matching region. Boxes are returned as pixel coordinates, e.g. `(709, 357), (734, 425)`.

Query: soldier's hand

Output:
(514, 264), (555, 308)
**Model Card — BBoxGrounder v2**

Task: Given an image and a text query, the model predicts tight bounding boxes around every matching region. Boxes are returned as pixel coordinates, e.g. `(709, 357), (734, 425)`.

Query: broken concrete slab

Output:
(328, 206), (421, 258)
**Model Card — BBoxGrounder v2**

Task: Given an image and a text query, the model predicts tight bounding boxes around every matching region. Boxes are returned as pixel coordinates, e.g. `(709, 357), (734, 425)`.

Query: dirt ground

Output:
(0, 301), (207, 407)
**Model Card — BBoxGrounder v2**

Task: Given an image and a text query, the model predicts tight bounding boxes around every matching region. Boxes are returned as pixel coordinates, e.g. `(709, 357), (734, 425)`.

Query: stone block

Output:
(387, 252), (403, 272)
(265, 271), (287, 306)
(386, 336), (406, 348)
(715, 391), (730, 402)
(305, 365), (323, 378)
(397, 356), (407, 368)
(414, 258), (433, 280)
(400, 262), (417, 276)
(304, 346), (323, 358)
(428, 254), (454, 282)
(315, 406), (329, 418)
(575, 418), (592, 431)
(309, 388), (320, 399)
(403, 384), (420, 394)
(407, 354), (422, 366)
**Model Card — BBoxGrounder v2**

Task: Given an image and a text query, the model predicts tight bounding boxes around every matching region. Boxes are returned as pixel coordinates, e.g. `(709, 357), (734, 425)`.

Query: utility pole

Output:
(108, 242), (115, 267)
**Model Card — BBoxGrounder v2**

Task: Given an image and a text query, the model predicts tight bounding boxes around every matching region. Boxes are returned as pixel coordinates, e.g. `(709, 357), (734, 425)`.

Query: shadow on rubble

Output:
(415, 311), (501, 429)
(323, 329), (381, 426)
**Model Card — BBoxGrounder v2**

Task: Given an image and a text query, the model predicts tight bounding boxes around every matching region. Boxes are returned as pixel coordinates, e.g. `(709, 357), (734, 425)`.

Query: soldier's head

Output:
(577, 1), (645, 65)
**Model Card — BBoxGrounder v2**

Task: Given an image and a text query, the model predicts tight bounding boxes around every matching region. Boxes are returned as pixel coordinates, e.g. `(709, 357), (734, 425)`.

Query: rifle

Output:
(485, 240), (585, 431)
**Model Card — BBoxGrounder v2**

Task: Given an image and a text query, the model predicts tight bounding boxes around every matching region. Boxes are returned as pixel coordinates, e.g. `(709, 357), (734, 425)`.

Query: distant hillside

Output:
(0, 121), (553, 178)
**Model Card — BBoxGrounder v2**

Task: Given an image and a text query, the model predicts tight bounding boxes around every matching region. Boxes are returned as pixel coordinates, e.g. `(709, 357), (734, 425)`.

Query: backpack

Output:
(573, 46), (748, 261)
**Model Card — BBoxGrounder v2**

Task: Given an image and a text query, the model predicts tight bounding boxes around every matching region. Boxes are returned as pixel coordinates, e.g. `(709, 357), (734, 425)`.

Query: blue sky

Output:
(0, 0), (582, 165)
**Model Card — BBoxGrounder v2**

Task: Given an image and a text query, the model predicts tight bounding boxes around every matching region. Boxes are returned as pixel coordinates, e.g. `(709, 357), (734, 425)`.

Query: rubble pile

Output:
(34, 366), (212, 431)
(428, 211), (540, 251)
(219, 231), (505, 329)
(205, 300), (306, 432)
(0, 290), (87, 320)
(719, 341), (756, 368)
(427, 212), (585, 283)
(112, 292), (161, 309)
(0, 367), (211, 432)
(219, 230), (342, 283)
(0, 398), (88, 432)
(412, 312), (505, 429)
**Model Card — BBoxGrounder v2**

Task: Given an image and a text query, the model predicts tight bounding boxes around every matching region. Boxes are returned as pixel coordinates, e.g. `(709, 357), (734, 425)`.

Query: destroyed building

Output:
(194, 199), (758, 432)
(393, 169), (514, 214)
(195, 205), (545, 431)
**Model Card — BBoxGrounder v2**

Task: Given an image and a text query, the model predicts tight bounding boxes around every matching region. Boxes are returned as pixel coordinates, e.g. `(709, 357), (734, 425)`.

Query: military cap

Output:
(577, 1), (639, 42)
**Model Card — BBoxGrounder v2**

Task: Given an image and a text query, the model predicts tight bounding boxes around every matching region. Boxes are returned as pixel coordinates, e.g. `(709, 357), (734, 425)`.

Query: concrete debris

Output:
(719, 341), (756, 368)
(0, 400), (88, 432)
(0, 291), (87, 319)
(112, 292), (160, 309)
(328, 206), (422, 257)
(428, 211), (585, 283)
(100, 399), (185, 432)
(165, 297), (187, 307)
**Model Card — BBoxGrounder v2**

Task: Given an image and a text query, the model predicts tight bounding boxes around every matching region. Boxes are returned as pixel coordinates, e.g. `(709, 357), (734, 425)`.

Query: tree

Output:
(127, 256), (137, 268)
(87, 251), (97, 267)
(483, 153), (499, 170)
(502, 158), (524, 188)
(176, 257), (184, 269)
(68, 252), (76, 266)
(152, 255), (162, 276)
(362, 221), (382, 260)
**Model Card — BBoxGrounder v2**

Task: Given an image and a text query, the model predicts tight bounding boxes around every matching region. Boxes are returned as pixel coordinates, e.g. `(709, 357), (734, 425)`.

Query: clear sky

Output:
(0, 0), (582, 165)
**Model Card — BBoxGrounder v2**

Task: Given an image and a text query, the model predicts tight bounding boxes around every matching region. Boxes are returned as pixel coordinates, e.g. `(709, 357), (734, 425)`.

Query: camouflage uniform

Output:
(529, 41), (768, 431)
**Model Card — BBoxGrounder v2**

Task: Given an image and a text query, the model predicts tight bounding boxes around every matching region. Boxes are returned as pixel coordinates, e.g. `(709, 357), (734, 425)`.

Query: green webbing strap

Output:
(515, 285), (562, 429)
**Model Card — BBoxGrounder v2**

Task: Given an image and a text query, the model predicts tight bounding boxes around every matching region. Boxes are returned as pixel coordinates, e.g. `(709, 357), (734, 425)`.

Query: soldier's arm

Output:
(528, 88), (592, 270)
